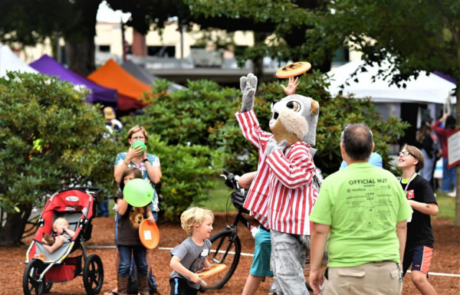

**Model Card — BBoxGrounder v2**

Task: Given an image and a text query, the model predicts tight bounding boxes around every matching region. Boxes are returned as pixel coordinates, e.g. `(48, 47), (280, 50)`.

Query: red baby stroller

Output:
(23, 187), (104, 295)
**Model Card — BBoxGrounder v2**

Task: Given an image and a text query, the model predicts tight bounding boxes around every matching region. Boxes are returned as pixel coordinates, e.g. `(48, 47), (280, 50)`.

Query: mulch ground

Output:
(1, 212), (459, 294)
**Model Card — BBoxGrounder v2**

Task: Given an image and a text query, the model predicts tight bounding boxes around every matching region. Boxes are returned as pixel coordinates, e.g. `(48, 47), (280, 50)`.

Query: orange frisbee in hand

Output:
(139, 219), (160, 249)
(276, 61), (311, 79)
(196, 264), (227, 280)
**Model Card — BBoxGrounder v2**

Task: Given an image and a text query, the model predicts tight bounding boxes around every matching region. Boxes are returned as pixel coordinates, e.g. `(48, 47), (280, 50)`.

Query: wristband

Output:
(124, 160), (129, 166)
(142, 158), (149, 163)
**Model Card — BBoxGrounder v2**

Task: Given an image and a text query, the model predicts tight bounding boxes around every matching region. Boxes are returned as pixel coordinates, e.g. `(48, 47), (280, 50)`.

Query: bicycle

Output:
(200, 171), (316, 293)
(199, 170), (253, 292)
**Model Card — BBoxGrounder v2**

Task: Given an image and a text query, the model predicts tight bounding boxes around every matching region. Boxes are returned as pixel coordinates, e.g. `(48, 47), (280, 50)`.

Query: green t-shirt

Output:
(310, 162), (412, 267)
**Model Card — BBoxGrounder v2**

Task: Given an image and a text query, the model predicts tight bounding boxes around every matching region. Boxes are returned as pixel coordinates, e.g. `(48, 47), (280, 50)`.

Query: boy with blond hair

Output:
(170, 207), (214, 295)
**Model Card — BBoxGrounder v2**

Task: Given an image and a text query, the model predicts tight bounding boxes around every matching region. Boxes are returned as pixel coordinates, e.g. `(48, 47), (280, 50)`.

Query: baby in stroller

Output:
(24, 188), (104, 295)
(41, 217), (76, 254)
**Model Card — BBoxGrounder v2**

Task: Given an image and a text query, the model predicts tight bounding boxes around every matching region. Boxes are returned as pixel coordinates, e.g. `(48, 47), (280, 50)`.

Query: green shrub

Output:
(0, 72), (119, 245)
(145, 134), (224, 220)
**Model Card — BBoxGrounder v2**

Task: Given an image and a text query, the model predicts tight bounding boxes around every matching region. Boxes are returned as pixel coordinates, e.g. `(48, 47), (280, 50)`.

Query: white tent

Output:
(327, 59), (456, 105)
(0, 45), (38, 77)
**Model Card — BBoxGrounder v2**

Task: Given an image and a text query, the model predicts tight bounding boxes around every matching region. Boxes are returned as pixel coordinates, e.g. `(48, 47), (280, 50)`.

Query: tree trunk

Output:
(252, 32), (269, 80)
(0, 204), (32, 246)
(64, 0), (102, 76)
(65, 39), (96, 76)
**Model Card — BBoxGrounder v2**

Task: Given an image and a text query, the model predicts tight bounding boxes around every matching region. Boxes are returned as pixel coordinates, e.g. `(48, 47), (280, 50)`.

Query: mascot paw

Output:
(240, 73), (258, 113)
(265, 139), (288, 156)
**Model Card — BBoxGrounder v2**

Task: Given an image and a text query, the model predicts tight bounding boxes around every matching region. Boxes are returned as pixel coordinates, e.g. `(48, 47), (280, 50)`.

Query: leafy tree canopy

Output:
(0, 71), (119, 246)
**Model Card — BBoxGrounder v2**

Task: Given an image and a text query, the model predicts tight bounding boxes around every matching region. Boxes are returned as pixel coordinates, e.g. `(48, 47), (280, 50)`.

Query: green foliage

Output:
(145, 135), (224, 220)
(0, 72), (119, 213)
(187, 0), (339, 69)
(322, 0), (460, 82)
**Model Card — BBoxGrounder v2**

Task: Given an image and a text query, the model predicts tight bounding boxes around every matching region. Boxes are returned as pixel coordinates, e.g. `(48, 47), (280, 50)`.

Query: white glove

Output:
(240, 73), (258, 113)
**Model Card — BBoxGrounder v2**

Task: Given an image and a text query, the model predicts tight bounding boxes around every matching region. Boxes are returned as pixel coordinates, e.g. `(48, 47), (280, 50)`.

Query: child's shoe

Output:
(137, 274), (149, 295)
(117, 275), (128, 295)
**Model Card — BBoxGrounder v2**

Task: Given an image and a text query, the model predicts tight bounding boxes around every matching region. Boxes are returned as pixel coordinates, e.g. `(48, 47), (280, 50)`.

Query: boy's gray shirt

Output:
(170, 236), (212, 289)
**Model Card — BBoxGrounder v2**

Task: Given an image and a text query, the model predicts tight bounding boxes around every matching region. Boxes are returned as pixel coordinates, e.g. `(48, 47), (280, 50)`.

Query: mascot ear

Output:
(310, 100), (319, 115)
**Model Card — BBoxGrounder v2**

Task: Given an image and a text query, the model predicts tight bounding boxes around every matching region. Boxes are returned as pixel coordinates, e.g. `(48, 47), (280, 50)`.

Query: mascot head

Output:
(269, 94), (319, 146)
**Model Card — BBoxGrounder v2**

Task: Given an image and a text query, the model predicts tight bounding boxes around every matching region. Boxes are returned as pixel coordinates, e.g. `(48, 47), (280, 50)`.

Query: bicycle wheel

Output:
(199, 230), (241, 292)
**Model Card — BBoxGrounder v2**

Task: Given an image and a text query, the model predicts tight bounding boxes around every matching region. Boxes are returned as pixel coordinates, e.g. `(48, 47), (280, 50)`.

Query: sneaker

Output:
(268, 281), (277, 295)
(448, 190), (456, 198)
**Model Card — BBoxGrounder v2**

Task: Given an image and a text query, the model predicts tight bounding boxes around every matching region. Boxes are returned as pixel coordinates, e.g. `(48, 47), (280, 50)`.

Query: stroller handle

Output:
(59, 187), (103, 197)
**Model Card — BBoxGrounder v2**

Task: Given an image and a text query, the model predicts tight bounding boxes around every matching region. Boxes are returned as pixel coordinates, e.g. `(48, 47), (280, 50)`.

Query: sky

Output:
(96, 1), (131, 23)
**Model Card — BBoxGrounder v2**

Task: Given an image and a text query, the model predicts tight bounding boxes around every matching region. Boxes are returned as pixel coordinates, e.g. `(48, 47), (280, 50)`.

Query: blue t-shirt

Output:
(115, 152), (161, 211)
(339, 152), (383, 170)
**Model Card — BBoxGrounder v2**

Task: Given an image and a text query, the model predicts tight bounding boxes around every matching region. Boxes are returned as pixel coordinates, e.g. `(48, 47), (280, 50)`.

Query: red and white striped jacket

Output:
(236, 109), (318, 235)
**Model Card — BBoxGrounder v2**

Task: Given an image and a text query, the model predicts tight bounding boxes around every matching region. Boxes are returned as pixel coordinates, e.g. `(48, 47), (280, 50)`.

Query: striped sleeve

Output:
(235, 109), (271, 149)
(266, 145), (316, 189)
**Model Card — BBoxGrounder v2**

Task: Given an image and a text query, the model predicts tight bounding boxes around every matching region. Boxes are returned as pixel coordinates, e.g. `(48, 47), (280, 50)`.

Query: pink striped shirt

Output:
(236, 110), (318, 235)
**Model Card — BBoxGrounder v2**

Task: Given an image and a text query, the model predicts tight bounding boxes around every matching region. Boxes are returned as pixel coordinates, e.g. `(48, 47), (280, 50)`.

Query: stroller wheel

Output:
(23, 259), (46, 295)
(83, 254), (104, 295)
(44, 282), (53, 293)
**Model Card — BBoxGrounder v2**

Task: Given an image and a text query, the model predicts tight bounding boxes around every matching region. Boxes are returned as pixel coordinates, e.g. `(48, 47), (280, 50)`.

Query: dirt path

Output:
(1, 213), (459, 294)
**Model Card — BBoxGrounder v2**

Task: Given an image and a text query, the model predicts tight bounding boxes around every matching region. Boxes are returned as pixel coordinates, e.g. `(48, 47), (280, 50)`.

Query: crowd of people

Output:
(91, 75), (456, 295)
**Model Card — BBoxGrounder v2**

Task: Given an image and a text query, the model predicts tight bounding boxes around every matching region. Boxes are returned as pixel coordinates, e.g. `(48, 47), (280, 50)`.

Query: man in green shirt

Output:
(309, 124), (412, 295)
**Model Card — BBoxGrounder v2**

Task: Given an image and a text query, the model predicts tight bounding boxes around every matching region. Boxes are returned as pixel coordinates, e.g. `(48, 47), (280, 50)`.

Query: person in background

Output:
(104, 106), (123, 133)
(339, 151), (382, 170)
(432, 113), (456, 197)
(309, 124), (412, 295)
(397, 145), (438, 295)
(104, 125), (162, 295)
(417, 121), (435, 183)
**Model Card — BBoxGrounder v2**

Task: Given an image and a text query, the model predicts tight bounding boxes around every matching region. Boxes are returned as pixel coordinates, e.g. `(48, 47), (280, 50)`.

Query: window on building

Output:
(147, 46), (176, 57)
(98, 45), (111, 53)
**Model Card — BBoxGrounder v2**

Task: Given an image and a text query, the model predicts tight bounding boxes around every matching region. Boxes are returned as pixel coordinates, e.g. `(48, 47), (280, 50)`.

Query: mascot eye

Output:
(286, 101), (301, 112)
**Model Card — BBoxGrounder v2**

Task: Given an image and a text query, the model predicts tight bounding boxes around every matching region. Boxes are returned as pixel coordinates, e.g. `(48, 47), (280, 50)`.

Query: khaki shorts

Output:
(323, 262), (402, 295)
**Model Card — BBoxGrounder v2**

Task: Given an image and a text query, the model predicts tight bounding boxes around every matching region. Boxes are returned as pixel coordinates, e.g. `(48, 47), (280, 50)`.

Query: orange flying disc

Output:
(196, 264), (227, 280)
(139, 219), (160, 249)
(276, 61), (311, 79)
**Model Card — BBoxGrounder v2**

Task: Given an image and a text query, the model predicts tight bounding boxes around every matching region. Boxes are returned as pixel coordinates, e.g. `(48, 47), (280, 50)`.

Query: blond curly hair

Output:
(180, 207), (214, 236)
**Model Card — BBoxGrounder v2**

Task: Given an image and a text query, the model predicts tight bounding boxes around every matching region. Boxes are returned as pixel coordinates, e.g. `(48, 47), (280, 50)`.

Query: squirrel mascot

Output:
(235, 73), (319, 295)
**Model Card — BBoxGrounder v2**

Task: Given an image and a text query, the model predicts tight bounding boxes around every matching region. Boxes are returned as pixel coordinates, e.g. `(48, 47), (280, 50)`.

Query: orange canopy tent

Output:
(88, 59), (151, 111)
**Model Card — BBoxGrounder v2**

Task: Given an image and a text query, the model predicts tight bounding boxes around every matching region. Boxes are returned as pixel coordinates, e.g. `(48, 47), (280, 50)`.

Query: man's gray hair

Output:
(341, 124), (373, 161)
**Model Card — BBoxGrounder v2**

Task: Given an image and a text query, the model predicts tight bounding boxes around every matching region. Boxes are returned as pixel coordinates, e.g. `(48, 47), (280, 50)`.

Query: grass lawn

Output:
(193, 178), (238, 213)
(434, 191), (456, 221)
